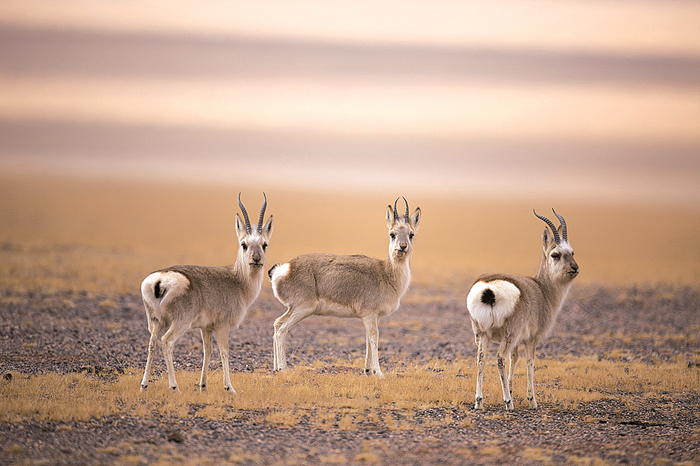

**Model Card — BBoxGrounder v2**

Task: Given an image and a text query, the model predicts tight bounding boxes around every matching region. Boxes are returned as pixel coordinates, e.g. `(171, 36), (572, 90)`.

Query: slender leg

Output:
(496, 339), (514, 411)
(273, 306), (313, 371)
(524, 340), (538, 409)
(141, 319), (161, 391)
(215, 326), (234, 393)
(199, 328), (213, 391)
(364, 330), (371, 374)
(361, 314), (383, 377)
(508, 346), (519, 400)
(474, 333), (486, 409)
(160, 323), (190, 394)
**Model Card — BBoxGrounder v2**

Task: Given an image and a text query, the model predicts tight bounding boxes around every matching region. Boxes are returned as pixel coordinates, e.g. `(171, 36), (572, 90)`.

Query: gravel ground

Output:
(1, 283), (699, 465)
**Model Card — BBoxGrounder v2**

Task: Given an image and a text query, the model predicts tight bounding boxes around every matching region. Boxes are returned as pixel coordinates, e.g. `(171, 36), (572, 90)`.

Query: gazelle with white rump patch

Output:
(466, 209), (579, 410)
(269, 197), (421, 376)
(140, 193), (273, 394)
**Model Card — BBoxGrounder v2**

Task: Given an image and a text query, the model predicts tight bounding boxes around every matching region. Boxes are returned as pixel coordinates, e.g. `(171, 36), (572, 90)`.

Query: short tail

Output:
(141, 271), (191, 320)
(153, 280), (165, 299)
(466, 280), (520, 330)
(268, 263), (279, 281)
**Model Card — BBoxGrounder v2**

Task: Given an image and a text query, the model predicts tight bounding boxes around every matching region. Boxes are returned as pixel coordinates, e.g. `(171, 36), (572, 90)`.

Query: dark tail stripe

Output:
(268, 264), (279, 280)
(154, 280), (164, 299)
(481, 288), (496, 307)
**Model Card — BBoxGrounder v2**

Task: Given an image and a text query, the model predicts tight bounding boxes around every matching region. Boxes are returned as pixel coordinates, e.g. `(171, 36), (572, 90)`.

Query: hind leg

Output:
(160, 322), (190, 394)
(141, 318), (161, 391)
(496, 338), (515, 411)
(474, 332), (487, 409)
(508, 346), (519, 399)
(273, 305), (314, 371)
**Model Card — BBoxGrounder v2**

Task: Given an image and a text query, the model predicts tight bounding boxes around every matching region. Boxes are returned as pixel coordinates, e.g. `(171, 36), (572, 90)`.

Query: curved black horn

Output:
(393, 198), (400, 220)
(533, 209), (561, 244)
(552, 208), (568, 243)
(402, 196), (409, 222)
(238, 192), (252, 234)
(257, 192), (267, 233)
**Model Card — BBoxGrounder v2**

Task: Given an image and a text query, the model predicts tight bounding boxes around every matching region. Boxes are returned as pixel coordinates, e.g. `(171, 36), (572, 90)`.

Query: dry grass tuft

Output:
(2, 357), (696, 426)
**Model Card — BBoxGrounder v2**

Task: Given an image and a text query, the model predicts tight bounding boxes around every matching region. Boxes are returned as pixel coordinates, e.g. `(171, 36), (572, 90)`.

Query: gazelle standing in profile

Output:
(140, 193), (273, 394)
(269, 197), (421, 377)
(466, 209), (579, 410)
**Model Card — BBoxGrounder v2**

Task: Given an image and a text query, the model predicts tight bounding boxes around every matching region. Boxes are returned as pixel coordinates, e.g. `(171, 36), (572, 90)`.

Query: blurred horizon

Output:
(1, 0), (699, 205)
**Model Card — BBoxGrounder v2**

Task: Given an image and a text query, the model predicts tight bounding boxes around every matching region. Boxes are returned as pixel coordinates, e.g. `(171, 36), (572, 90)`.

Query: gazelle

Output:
(269, 197), (421, 376)
(466, 209), (579, 410)
(140, 193), (273, 394)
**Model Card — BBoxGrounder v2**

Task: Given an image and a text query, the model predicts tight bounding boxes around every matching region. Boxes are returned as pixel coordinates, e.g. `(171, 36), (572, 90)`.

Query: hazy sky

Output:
(1, 1), (699, 204)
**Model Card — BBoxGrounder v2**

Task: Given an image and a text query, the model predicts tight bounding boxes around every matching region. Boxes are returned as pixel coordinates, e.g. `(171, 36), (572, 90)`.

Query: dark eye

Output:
(241, 243), (248, 251)
(551, 252), (561, 260)
(409, 233), (415, 240)
(262, 243), (268, 251)
(390, 233), (396, 240)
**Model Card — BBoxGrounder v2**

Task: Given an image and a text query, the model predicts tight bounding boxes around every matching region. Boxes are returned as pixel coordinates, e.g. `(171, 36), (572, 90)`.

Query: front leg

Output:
(199, 328), (213, 391)
(361, 314), (383, 377)
(215, 326), (236, 394)
(524, 340), (538, 409)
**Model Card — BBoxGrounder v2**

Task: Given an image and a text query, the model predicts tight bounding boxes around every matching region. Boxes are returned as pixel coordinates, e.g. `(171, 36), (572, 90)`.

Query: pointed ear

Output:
(410, 207), (422, 231)
(542, 227), (554, 251)
(386, 205), (395, 229)
(235, 213), (247, 240)
(262, 216), (274, 240)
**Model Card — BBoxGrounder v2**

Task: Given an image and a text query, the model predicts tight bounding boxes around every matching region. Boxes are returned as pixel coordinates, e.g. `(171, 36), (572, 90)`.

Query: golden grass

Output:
(1, 358), (697, 424)
(2, 174), (700, 295)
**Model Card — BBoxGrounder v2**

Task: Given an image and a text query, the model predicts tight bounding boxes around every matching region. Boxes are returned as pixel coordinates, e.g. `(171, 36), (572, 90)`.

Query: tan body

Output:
(466, 209), (579, 410)
(140, 194), (273, 394)
(270, 198), (421, 376)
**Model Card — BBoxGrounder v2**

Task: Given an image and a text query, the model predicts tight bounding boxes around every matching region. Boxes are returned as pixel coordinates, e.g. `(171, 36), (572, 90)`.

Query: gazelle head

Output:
(235, 193), (274, 270)
(386, 197), (421, 261)
(534, 208), (579, 283)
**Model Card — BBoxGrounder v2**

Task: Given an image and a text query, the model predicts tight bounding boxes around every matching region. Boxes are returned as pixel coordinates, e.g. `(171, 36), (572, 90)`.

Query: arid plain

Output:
(1, 175), (699, 465)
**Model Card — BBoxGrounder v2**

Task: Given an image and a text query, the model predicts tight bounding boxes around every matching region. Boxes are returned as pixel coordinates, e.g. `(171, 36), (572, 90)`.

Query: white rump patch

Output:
(269, 263), (290, 300)
(466, 280), (520, 331)
(141, 271), (190, 320)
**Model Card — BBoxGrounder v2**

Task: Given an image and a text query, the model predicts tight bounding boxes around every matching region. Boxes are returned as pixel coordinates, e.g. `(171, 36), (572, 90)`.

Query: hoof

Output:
(528, 397), (538, 410)
(474, 398), (483, 410)
(224, 386), (238, 395)
(504, 399), (514, 411)
(140, 384), (147, 392)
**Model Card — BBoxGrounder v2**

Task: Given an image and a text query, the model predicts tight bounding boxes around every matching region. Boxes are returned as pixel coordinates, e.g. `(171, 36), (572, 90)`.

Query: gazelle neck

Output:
(232, 254), (265, 297)
(386, 250), (412, 295)
(535, 254), (572, 312)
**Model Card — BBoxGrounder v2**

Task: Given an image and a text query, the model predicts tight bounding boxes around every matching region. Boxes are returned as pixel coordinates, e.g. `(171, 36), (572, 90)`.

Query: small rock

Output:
(166, 430), (184, 443)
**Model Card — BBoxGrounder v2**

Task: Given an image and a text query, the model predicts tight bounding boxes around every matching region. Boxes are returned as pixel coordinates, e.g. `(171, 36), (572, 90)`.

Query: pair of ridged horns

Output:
(393, 197), (410, 222)
(238, 192), (267, 234)
(533, 208), (568, 244)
